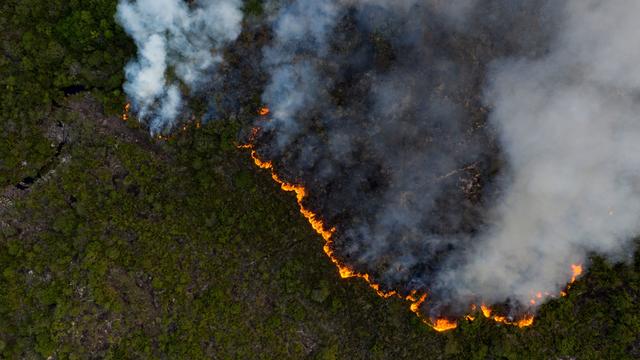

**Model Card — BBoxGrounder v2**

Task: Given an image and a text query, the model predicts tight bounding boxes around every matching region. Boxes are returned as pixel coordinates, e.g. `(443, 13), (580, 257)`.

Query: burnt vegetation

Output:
(1, 0), (640, 359)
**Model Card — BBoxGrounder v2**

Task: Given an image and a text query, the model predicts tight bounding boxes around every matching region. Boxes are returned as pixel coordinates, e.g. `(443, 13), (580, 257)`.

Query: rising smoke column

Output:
(116, 0), (640, 321)
(253, 0), (640, 318)
(116, 0), (243, 133)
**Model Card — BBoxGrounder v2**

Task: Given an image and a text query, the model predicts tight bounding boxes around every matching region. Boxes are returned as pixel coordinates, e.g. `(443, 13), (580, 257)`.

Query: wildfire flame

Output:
(238, 140), (448, 327)
(561, 263), (583, 297)
(258, 106), (270, 116)
(120, 101), (204, 135)
(122, 102), (131, 121)
(478, 304), (535, 328)
(432, 318), (459, 332)
(406, 290), (459, 331)
(481, 304), (492, 318)
(473, 262), (583, 328)
(239, 126), (585, 332)
(570, 264), (583, 283)
(245, 147), (400, 298)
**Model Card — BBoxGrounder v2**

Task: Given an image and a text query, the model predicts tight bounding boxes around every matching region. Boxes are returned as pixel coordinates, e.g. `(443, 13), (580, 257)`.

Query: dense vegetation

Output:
(1, 1), (640, 359)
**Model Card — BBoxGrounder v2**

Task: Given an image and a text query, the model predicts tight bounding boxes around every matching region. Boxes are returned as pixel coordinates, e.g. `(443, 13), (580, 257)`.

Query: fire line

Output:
(122, 102), (131, 121)
(239, 123), (584, 332)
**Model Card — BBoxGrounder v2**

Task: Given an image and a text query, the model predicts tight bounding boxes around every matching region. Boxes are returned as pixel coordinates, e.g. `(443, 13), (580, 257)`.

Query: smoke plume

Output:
(118, 0), (640, 319)
(451, 0), (640, 305)
(116, 0), (243, 133)
(255, 0), (640, 316)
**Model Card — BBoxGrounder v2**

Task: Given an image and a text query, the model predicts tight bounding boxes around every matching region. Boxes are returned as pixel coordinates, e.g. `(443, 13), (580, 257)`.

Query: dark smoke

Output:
(119, 0), (640, 318)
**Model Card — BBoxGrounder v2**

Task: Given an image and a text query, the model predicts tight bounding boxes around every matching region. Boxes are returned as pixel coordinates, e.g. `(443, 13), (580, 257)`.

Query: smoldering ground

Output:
(119, 0), (640, 319)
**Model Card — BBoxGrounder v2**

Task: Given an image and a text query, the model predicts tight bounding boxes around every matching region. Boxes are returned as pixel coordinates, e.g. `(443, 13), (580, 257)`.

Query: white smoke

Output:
(116, 0), (640, 315)
(261, 0), (340, 149)
(116, 0), (243, 133)
(450, 0), (640, 305)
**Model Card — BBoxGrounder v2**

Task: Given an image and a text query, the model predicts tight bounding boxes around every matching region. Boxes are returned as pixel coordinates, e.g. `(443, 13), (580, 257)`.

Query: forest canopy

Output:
(1, 1), (640, 359)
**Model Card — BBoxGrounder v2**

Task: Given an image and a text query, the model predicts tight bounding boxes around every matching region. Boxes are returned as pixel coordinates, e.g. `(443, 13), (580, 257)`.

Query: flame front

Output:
(474, 262), (584, 328)
(481, 305), (492, 318)
(570, 264), (583, 283)
(432, 318), (459, 332)
(561, 263), (583, 297)
(479, 304), (535, 328)
(239, 127), (585, 332)
(245, 148), (401, 298)
(122, 102), (131, 121)
(238, 141), (453, 329)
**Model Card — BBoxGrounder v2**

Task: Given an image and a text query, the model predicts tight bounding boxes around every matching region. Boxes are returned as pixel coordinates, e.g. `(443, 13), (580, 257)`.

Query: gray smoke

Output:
(117, 0), (640, 317)
(116, 0), (243, 133)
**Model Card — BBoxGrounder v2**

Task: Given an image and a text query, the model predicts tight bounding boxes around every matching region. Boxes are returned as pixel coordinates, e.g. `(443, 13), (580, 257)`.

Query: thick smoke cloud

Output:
(447, 0), (640, 305)
(254, 0), (640, 315)
(117, 0), (640, 317)
(116, 0), (243, 133)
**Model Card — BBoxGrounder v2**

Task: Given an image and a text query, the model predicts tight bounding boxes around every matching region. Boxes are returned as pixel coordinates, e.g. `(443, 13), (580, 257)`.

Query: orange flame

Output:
(409, 294), (427, 313)
(239, 131), (584, 332)
(570, 264), (583, 283)
(476, 262), (583, 329)
(122, 102), (131, 121)
(560, 263), (583, 297)
(431, 318), (459, 332)
(259, 106), (270, 116)
(249, 147), (400, 299)
(477, 303), (534, 328)
(238, 141), (457, 328)
(516, 315), (535, 328)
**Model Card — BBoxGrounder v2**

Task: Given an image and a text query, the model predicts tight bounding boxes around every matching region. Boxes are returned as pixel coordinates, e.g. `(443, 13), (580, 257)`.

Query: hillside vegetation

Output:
(1, 1), (640, 359)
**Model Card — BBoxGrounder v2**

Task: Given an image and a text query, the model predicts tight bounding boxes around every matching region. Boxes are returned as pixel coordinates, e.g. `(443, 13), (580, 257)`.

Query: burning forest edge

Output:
(116, 0), (638, 333)
(120, 98), (585, 332)
(237, 116), (584, 332)
(6, 0), (640, 357)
